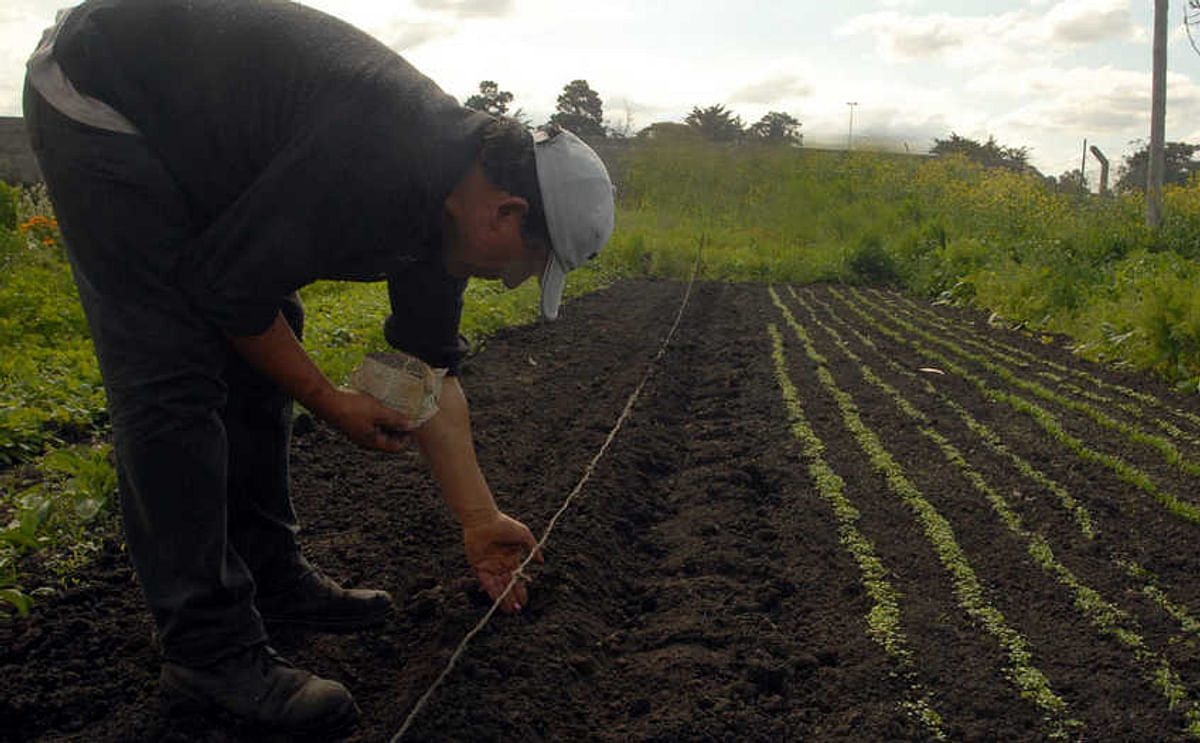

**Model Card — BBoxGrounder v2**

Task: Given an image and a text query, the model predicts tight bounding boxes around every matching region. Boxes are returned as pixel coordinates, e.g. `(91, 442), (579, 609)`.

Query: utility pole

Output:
(1148, 0), (1168, 228)
(846, 102), (858, 151)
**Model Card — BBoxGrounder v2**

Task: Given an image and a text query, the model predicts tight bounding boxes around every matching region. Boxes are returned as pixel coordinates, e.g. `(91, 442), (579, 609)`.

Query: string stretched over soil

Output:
(3, 279), (1200, 742)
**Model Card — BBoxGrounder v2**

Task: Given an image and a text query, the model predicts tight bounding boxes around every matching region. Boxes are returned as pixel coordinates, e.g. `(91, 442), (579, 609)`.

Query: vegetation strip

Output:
(829, 287), (1200, 527)
(789, 287), (1200, 738)
(876, 288), (1200, 437)
(769, 287), (1082, 740)
(808, 287), (1200, 655)
(850, 288), (1200, 480)
(767, 323), (947, 740)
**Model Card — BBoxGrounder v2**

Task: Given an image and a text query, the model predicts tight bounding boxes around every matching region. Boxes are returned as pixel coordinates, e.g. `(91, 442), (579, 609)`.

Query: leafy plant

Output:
(0, 181), (18, 230)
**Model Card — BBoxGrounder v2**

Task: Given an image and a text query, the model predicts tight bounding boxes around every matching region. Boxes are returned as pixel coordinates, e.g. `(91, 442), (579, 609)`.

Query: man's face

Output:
(441, 187), (549, 288)
(447, 233), (548, 288)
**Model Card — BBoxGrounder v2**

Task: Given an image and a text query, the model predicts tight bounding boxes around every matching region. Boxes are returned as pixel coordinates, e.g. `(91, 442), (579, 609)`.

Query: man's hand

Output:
(462, 512), (544, 612)
(228, 314), (411, 452)
(319, 388), (413, 452)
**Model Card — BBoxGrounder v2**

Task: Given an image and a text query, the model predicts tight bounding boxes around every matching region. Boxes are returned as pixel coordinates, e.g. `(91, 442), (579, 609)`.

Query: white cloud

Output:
(730, 74), (813, 105)
(0, 6), (54, 118)
(374, 20), (455, 51)
(839, 0), (1139, 68)
(412, 0), (513, 18)
(992, 67), (1200, 134)
(837, 10), (1033, 67)
(1041, 0), (1141, 45)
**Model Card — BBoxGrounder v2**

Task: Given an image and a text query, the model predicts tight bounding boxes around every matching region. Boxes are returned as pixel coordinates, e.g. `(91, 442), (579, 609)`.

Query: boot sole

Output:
(161, 677), (360, 737)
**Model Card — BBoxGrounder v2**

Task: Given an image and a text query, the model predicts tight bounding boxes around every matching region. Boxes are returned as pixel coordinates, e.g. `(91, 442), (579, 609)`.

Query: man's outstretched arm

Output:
(413, 376), (543, 611)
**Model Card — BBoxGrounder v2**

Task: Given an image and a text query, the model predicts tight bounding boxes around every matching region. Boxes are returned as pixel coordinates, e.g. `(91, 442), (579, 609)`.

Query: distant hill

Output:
(0, 117), (41, 184)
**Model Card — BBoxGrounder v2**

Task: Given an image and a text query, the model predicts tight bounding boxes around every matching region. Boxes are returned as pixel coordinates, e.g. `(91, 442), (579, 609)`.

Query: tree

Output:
(748, 111), (802, 145)
(1115, 140), (1200, 193)
(931, 133), (1030, 173)
(1055, 169), (1088, 195)
(464, 80), (514, 117)
(635, 122), (698, 141)
(549, 80), (605, 139)
(684, 104), (744, 143)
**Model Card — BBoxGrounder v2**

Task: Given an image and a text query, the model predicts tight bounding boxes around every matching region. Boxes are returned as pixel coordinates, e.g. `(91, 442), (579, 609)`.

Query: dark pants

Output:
(24, 84), (309, 666)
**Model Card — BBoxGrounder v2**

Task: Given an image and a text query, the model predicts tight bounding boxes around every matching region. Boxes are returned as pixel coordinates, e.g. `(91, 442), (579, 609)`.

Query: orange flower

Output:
(19, 215), (61, 248)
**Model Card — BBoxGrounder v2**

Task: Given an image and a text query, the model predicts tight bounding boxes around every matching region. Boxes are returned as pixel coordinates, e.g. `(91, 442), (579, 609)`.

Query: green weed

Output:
(0, 443), (116, 618)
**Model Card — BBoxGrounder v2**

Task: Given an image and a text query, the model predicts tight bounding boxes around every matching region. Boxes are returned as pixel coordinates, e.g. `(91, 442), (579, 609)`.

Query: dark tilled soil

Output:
(3, 279), (1200, 742)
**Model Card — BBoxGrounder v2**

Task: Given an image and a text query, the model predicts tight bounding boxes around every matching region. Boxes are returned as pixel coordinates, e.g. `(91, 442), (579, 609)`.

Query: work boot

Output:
(256, 567), (393, 631)
(160, 644), (358, 734)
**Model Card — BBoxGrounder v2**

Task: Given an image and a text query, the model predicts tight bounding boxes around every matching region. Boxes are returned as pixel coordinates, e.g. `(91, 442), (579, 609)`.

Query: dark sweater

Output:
(53, 0), (488, 370)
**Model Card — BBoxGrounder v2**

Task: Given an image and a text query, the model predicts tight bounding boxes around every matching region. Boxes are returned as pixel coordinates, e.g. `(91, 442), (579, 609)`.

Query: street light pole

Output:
(846, 101), (858, 151)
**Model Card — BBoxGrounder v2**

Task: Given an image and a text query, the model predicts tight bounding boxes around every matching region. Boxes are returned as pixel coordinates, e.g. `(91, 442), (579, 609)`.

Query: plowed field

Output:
(4, 279), (1200, 742)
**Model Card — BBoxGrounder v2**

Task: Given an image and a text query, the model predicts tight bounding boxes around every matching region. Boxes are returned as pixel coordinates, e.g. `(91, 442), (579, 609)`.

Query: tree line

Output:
(467, 79), (1200, 193)
(464, 79), (802, 145)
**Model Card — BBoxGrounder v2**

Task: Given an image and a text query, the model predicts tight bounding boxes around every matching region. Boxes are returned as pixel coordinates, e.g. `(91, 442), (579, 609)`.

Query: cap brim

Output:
(540, 251), (568, 320)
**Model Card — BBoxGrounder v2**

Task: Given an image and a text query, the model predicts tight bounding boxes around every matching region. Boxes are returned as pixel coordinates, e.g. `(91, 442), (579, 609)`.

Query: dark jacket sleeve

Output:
(383, 260), (470, 375)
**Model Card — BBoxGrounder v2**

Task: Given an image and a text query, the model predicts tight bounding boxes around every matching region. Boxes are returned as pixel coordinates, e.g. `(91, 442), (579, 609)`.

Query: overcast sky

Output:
(3, 0), (1200, 185)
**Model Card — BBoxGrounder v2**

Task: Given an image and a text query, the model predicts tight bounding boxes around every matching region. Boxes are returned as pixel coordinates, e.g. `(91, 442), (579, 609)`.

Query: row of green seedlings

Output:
(873, 285), (1200, 429)
(789, 286), (1200, 738)
(768, 287), (1084, 741)
(767, 323), (948, 740)
(830, 286), (1200, 527)
(870, 288), (1200, 454)
(804, 288), (1200, 651)
(851, 288), (1200, 483)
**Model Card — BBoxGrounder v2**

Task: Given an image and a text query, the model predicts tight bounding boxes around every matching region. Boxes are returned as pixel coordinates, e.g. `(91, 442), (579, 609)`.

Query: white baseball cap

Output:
(533, 126), (616, 320)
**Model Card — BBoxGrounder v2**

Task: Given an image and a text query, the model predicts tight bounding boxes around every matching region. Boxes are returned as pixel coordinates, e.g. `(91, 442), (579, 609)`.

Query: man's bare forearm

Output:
(227, 312), (338, 416)
(413, 377), (500, 528)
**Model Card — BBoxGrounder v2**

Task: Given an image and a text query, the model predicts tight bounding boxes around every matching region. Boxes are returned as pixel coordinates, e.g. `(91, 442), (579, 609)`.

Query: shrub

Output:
(848, 233), (898, 285)
(0, 181), (18, 231)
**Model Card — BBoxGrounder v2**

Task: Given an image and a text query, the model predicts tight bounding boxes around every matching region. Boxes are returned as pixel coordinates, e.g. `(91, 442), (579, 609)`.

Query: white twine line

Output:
(391, 241), (704, 742)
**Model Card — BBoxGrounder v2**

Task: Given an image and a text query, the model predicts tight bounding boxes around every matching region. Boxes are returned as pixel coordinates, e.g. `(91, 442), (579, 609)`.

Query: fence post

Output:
(1090, 146), (1110, 196)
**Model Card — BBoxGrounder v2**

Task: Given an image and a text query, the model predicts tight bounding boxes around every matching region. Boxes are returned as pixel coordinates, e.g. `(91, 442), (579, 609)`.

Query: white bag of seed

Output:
(349, 352), (446, 427)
